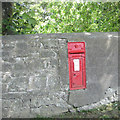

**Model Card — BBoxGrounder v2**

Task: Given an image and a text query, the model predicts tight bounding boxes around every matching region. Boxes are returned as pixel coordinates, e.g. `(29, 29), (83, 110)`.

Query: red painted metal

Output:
(68, 42), (86, 90)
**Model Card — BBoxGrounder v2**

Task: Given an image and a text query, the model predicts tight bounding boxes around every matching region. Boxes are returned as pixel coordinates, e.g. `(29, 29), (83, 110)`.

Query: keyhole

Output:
(74, 74), (76, 76)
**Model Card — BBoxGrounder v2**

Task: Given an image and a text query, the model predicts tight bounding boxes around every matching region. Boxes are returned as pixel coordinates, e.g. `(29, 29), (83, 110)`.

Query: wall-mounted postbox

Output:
(68, 42), (86, 90)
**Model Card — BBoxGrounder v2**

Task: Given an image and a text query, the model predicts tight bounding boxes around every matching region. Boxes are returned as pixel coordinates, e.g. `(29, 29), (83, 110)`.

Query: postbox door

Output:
(70, 57), (83, 88)
(69, 53), (86, 90)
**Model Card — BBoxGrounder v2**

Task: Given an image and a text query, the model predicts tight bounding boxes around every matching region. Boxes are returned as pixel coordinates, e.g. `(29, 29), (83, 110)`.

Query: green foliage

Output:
(0, 24), (2, 36)
(2, 2), (120, 35)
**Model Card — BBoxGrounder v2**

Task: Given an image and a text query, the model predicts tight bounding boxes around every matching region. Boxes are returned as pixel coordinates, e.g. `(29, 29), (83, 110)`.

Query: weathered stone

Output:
(69, 108), (76, 113)
(2, 63), (13, 72)
(2, 99), (23, 109)
(50, 58), (58, 68)
(2, 83), (8, 93)
(0, 99), (2, 119)
(2, 51), (10, 58)
(27, 39), (43, 48)
(2, 32), (118, 118)
(58, 43), (69, 86)
(14, 107), (30, 118)
(30, 97), (45, 108)
(13, 62), (26, 71)
(41, 39), (59, 49)
(2, 46), (15, 52)
(16, 42), (27, 50)
(28, 76), (47, 91)
(3, 57), (16, 64)
(2, 92), (27, 99)
(86, 67), (97, 83)
(68, 82), (105, 107)
(31, 105), (68, 117)
(7, 77), (28, 92)
(2, 107), (30, 118)
(39, 50), (56, 58)
(16, 49), (29, 57)
(11, 61), (29, 77)
(2, 107), (8, 118)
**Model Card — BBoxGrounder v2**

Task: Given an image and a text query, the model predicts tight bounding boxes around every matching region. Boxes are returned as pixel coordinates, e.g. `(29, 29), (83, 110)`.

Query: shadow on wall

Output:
(93, 33), (118, 96)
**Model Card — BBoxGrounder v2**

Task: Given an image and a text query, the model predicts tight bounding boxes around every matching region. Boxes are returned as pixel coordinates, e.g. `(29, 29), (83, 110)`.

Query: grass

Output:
(35, 101), (120, 119)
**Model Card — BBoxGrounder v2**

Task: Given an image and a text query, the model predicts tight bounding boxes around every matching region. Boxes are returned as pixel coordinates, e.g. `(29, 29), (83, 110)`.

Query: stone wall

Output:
(2, 32), (118, 118)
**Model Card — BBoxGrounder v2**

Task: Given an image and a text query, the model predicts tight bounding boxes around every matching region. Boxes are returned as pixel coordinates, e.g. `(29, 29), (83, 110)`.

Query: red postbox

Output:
(68, 42), (86, 90)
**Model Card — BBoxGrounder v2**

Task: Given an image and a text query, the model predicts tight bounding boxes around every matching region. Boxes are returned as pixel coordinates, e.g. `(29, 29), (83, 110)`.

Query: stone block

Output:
(39, 50), (56, 58)
(30, 96), (45, 108)
(2, 51), (10, 58)
(7, 77), (28, 92)
(28, 76), (47, 91)
(2, 99), (23, 109)
(3, 57), (16, 64)
(2, 92), (27, 100)
(41, 39), (59, 49)
(50, 58), (58, 69)
(15, 49), (30, 57)
(2, 72), (12, 83)
(2, 45), (15, 52)
(15, 107), (30, 118)
(12, 61), (29, 77)
(2, 98), (30, 117)
(58, 39), (67, 48)
(2, 107), (8, 118)
(2, 99), (12, 108)
(58, 46), (69, 85)
(30, 90), (70, 109)
(2, 34), (38, 43)
(46, 75), (59, 90)
(2, 63), (13, 72)
(2, 107), (30, 118)
(16, 42), (27, 50)
(27, 38), (43, 50)
(13, 63), (25, 71)
(39, 58), (51, 70)
(25, 58), (43, 73)
(2, 83), (8, 93)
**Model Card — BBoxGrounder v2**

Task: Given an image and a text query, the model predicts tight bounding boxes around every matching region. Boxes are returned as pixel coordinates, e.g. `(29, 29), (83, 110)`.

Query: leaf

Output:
(28, 18), (36, 25)
(22, 13), (30, 19)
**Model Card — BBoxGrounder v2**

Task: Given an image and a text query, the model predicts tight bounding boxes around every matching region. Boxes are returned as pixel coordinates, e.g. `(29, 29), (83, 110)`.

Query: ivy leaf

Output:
(22, 13), (30, 19)
(28, 18), (36, 25)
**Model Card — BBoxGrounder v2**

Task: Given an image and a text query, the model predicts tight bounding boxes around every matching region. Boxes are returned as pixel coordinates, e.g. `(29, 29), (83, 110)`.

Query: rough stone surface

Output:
(2, 32), (118, 118)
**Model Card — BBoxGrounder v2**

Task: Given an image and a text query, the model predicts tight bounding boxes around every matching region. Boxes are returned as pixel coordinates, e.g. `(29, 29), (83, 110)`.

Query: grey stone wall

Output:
(2, 32), (118, 118)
